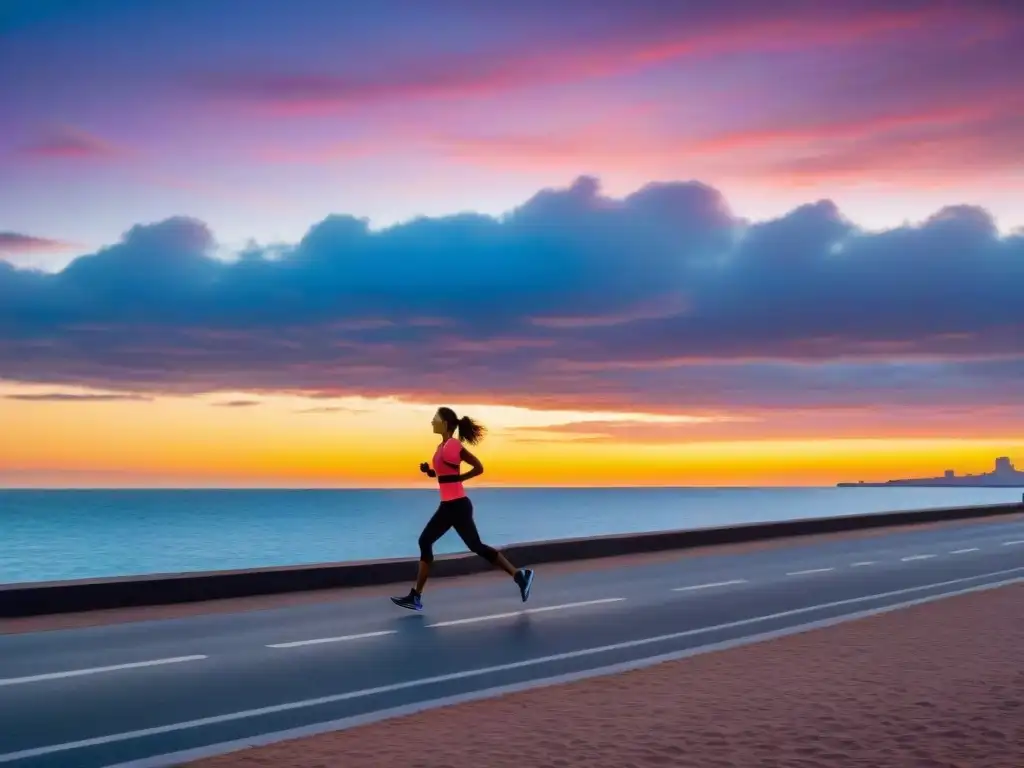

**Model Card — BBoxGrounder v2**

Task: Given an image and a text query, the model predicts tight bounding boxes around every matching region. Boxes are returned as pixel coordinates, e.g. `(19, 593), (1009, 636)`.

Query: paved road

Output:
(2, 517), (1023, 768)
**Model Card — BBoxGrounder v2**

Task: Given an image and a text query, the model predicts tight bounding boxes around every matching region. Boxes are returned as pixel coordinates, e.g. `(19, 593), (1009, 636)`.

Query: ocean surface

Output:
(2, 487), (1021, 585)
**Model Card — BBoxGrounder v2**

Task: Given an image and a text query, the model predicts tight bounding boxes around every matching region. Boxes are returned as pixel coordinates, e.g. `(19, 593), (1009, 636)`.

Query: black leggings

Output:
(418, 496), (499, 565)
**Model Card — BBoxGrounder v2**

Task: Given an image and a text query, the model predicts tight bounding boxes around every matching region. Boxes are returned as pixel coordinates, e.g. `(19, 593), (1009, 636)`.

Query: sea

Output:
(1, 487), (1021, 586)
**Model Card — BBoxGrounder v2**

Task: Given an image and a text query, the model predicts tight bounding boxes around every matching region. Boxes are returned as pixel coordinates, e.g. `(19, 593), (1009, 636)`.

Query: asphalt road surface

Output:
(2, 517), (1023, 768)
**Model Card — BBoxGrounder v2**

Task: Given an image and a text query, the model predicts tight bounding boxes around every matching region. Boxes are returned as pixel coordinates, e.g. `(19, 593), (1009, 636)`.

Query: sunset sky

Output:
(2, 0), (1023, 487)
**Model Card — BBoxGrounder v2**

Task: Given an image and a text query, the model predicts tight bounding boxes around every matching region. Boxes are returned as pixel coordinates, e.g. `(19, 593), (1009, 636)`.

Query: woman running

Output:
(391, 406), (535, 611)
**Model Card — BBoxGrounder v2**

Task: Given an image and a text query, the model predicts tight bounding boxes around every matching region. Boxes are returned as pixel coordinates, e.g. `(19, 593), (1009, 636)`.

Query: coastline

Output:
(4, 486), (1023, 586)
(839, 482), (1024, 487)
(6, 508), (1023, 633)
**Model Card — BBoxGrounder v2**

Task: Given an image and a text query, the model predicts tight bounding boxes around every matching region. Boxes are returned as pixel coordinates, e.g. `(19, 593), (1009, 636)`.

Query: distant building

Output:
(838, 456), (1024, 487)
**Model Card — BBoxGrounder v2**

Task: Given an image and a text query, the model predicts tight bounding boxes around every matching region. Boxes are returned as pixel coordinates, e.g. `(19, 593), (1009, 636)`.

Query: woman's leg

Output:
(415, 504), (453, 593)
(451, 498), (517, 577)
(453, 500), (534, 601)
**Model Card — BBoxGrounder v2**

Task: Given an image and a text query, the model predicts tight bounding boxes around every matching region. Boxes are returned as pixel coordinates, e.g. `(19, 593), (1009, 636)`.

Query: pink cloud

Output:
(687, 102), (1007, 155)
(191, 5), (967, 114)
(531, 295), (690, 329)
(430, 93), (1023, 190)
(4, 391), (151, 403)
(0, 232), (73, 253)
(509, 405), (1024, 443)
(761, 112), (1024, 187)
(440, 336), (557, 353)
(20, 126), (121, 160)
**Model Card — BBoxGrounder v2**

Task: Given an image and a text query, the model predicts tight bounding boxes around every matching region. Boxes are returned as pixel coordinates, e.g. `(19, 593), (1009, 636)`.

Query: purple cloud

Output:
(0, 232), (70, 253)
(0, 175), (1021, 413)
(4, 392), (151, 402)
(505, 403), (1024, 443)
(19, 126), (119, 160)
(296, 405), (372, 414)
(186, 2), (987, 114)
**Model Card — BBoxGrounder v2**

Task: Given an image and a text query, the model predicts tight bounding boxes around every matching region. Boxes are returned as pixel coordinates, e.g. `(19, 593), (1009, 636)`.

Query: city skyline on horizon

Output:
(2, 1), (1023, 488)
(837, 454), (1024, 488)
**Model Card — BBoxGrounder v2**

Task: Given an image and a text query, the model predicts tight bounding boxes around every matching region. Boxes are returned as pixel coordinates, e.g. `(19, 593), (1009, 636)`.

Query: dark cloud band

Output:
(1, 176), (1021, 411)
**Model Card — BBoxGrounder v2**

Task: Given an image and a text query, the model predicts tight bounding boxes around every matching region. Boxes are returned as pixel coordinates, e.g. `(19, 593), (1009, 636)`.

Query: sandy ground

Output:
(5, 511), (1022, 635)
(183, 581), (1024, 768)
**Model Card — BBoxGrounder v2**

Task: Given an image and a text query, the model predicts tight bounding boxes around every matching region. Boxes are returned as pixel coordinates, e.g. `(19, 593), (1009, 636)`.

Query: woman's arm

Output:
(458, 447), (484, 482)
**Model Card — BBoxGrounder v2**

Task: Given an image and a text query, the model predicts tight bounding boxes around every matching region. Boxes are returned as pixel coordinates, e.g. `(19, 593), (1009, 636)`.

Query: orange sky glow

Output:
(4, 383), (1020, 488)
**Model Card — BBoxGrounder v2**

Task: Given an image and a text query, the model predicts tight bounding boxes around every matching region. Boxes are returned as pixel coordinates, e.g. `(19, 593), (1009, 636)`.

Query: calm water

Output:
(1, 487), (1021, 585)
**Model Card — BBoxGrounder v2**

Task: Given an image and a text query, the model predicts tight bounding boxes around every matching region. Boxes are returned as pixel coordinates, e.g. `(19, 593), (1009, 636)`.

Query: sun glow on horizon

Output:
(3, 381), (1021, 489)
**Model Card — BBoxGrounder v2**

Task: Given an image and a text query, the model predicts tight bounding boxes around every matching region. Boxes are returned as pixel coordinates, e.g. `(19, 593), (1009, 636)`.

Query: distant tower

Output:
(994, 456), (1014, 474)
(944, 470), (955, 479)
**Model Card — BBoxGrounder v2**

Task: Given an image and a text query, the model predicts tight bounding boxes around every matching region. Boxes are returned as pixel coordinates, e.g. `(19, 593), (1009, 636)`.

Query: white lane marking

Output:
(427, 598), (625, 628)
(69, 568), (1024, 768)
(950, 548), (979, 554)
(0, 656), (207, 688)
(786, 567), (834, 576)
(1003, 540), (1024, 546)
(672, 579), (747, 592)
(901, 554), (936, 562)
(268, 631), (396, 649)
(851, 561), (876, 567)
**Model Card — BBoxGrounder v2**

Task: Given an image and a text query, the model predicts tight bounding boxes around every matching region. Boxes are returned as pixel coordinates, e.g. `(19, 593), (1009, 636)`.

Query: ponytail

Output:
(437, 406), (486, 445)
(457, 415), (486, 445)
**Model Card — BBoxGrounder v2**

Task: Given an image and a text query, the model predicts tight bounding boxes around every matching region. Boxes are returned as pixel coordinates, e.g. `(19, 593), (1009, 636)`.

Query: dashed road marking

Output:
(851, 561), (876, 567)
(786, 568), (834, 576)
(268, 631), (397, 649)
(0, 656), (207, 687)
(672, 579), (747, 592)
(426, 598), (626, 628)
(901, 554), (936, 562)
(950, 548), (979, 554)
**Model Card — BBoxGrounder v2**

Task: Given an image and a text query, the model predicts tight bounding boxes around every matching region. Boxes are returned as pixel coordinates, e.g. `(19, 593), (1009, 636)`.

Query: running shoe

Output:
(514, 568), (535, 602)
(390, 589), (422, 611)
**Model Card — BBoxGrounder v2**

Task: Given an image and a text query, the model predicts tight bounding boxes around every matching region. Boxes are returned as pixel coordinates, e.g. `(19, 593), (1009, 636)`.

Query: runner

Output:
(391, 406), (535, 611)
